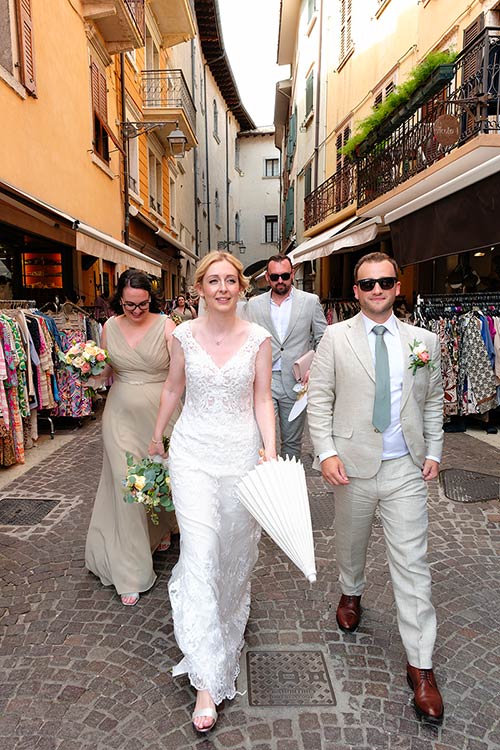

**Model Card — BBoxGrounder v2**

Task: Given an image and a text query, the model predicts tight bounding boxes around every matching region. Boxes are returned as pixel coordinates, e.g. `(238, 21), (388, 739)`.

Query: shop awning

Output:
(289, 216), (385, 264)
(391, 170), (500, 267)
(155, 227), (199, 262)
(75, 222), (162, 277)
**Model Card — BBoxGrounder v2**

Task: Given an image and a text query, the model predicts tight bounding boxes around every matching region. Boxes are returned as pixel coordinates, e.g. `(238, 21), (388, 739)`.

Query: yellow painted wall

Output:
(324, 0), (491, 179)
(0, 0), (123, 235)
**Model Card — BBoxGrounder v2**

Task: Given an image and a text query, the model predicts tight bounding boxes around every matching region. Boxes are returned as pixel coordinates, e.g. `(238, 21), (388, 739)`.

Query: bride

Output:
(149, 251), (276, 732)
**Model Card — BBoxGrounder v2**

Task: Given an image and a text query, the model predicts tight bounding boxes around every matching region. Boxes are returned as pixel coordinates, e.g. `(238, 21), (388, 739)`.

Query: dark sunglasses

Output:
(356, 277), (397, 292)
(269, 272), (291, 282)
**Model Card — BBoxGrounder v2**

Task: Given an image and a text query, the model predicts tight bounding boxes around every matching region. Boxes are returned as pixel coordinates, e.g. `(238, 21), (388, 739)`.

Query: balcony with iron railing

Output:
(82, 0), (145, 53)
(304, 161), (357, 230)
(141, 69), (197, 151)
(357, 26), (500, 207)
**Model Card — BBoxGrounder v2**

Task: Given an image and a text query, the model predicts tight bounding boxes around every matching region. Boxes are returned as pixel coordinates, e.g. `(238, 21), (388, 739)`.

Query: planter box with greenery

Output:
(342, 51), (458, 159)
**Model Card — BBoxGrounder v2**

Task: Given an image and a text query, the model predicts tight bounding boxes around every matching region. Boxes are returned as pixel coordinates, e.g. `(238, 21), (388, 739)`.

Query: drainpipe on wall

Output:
(120, 53), (130, 247)
(225, 108), (230, 247)
(313, 0), (324, 190)
(191, 39), (199, 258)
(203, 51), (226, 252)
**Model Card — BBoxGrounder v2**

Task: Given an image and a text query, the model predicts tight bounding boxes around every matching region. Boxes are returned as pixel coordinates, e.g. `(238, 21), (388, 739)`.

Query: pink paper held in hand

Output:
(292, 349), (315, 382)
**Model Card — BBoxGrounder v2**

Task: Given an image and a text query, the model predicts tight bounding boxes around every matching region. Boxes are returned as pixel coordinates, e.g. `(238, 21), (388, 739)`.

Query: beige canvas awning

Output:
(76, 222), (162, 277)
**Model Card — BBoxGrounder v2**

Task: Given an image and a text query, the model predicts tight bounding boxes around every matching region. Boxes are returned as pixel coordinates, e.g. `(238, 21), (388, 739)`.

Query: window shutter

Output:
(16, 0), (36, 96)
(91, 59), (108, 121)
(306, 72), (314, 115)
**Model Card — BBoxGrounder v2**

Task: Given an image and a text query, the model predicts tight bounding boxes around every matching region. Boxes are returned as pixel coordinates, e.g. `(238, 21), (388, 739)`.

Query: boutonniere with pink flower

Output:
(408, 339), (435, 375)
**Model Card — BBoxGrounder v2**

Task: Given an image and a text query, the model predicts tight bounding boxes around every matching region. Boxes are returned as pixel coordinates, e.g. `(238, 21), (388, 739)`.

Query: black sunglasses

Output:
(269, 272), (291, 282)
(356, 277), (397, 292)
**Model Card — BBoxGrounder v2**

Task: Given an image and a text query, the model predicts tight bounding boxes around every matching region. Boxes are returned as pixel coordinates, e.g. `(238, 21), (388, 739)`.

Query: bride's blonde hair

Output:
(194, 251), (250, 293)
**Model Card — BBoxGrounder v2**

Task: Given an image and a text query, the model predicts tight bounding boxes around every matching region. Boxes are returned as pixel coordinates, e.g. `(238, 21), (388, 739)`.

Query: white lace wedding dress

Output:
(168, 320), (270, 704)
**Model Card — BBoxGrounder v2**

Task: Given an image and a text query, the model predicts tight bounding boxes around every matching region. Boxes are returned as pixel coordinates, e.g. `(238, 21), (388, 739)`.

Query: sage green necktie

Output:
(372, 325), (391, 433)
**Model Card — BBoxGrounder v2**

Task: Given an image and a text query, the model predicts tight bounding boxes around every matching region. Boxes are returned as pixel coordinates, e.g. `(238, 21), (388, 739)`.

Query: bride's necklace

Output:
(208, 324), (235, 346)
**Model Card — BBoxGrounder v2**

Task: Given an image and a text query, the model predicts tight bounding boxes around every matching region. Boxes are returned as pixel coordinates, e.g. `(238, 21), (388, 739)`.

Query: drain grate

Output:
(0, 497), (59, 525)
(440, 469), (500, 503)
(309, 492), (335, 530)
(247, 650), (336, 706)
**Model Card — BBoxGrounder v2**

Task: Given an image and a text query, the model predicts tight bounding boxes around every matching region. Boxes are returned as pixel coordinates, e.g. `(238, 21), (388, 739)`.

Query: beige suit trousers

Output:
(334, 454), (437, 668)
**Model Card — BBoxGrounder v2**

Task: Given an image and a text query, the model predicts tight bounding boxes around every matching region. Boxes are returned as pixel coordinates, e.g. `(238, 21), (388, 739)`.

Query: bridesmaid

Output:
(85, 270), (180, 606)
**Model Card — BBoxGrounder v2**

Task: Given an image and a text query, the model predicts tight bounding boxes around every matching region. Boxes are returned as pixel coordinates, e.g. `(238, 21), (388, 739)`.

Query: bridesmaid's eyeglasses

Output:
(121, 299), (151, 311)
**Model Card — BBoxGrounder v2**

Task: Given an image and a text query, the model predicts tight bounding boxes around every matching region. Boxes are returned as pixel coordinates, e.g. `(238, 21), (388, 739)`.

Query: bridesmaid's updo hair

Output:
(110, 269), (162, 314)
(194, 251), (249, 294)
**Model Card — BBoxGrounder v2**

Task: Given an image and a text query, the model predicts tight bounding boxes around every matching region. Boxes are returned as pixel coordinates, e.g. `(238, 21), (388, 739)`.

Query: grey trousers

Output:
(271, 371), (306, 460)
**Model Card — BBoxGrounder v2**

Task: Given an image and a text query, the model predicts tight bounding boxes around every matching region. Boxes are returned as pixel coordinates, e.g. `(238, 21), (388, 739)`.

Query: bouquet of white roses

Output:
(57, 340), (109, 396)
(123, 451), (173, 525)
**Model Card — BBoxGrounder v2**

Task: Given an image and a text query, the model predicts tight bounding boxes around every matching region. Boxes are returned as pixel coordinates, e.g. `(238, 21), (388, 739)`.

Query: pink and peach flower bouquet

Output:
(57, 340), (109, 396)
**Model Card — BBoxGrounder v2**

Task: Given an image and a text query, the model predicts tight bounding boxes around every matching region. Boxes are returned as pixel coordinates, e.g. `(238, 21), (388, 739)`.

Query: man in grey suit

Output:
(307, 252), (444, 724)
(245, 254), (327, 459)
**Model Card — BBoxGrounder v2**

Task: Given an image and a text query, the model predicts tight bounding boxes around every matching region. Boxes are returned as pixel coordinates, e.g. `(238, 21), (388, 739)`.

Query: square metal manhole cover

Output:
(0, 497), (59, 525)
(440, 469), (500, 503)
(247, 650), (336, 706)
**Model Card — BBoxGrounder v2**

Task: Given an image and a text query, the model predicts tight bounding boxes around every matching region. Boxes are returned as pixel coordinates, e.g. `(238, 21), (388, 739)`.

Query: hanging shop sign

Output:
(433, 114), (460, 146)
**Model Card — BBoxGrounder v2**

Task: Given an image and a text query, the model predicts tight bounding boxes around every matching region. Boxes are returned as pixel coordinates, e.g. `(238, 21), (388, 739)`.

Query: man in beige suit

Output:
(307, 252), (444, 724)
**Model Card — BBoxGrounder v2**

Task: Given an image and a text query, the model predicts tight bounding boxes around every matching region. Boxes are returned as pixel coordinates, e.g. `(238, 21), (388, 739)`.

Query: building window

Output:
(339, 0), (353, 63)
(285, 185), (295, 239)
(215, 190), (220, 226)
(307, 0), (316, 23)
(304, 162), (312, 197)
(235, 138), (241, 170)
(127, 127), (139, 194)
(305, 70), (314, 117)
(336, 124), (351, 171)
(287, 108), (297, 169)
(148, 149), (163, 215)
(235, 212), (241, 242)
(264, 158), (279, 177)
(374, 79), (395, 108)
(265, 215), (279, 244)
(0, 0), (37, 95)
(170, 177), (176, 227)
(213, 100), (219, 139)
(91, 58), (110, 163)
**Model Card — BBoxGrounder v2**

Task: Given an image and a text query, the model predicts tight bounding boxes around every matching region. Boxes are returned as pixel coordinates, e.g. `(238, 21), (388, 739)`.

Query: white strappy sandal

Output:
(191, 707), (217, 733)
(120, 592), (139, 606)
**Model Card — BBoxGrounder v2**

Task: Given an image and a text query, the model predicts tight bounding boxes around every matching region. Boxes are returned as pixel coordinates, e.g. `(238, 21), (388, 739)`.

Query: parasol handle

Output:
(307, 574), (317, 583)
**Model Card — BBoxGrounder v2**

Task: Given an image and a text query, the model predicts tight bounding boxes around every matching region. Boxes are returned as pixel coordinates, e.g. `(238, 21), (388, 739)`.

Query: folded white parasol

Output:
(235, 456), (317, 582)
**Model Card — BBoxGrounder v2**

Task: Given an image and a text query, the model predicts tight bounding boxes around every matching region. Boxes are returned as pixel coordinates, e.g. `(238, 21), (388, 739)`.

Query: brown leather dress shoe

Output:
(406, 664), (444, 724)
(336, 594), (361, 632)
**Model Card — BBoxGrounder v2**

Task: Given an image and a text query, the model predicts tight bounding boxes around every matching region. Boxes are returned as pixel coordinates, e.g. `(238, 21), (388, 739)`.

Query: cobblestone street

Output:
(0, 413), (499, 750)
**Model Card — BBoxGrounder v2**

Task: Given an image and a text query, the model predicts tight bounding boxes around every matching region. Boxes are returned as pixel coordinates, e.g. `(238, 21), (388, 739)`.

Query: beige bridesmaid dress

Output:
(85, 314), (179, 596)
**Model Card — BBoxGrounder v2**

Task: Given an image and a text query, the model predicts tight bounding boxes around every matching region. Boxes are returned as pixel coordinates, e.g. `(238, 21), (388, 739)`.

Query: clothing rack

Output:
(0, 299), (36, 309)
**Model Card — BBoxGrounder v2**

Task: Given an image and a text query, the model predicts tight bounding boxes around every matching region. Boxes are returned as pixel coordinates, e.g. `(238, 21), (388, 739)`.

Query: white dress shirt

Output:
(319, 312), (440, 465)
(270, 287), (294, 372)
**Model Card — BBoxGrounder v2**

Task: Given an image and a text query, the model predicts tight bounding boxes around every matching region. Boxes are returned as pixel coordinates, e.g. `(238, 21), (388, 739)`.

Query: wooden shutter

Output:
(91, 60), (108, 121)
(16, 0), (36, 96)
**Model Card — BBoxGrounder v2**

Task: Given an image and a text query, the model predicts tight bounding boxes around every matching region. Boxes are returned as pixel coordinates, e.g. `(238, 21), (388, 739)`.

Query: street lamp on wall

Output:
(121, 121), (188, 159)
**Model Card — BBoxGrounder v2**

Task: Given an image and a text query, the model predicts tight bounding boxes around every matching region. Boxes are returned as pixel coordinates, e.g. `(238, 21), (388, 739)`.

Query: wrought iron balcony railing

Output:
(141, 69), (196, 133)
(124, 0), (145, 41)
(304, 162), (356, 230)
(357, 26), (500, 206)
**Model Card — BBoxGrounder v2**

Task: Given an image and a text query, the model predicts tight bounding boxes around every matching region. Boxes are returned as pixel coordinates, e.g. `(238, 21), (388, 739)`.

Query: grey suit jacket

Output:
(307, 313), (444, 478)
(244, 287), (327, 398)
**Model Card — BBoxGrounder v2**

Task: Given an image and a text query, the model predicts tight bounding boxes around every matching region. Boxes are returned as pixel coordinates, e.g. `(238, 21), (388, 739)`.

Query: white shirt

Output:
(270, 287), (294, 371)
(319, 312), (440, 465)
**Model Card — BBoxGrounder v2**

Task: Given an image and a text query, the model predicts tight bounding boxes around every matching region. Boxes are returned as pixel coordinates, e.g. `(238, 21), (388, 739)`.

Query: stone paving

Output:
(0, 414), (499, 750)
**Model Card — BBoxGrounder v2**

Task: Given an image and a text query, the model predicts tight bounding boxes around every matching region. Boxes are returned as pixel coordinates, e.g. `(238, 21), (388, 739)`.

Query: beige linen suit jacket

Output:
(244, 288), (327, 398)
(307, 313), (444, 478)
